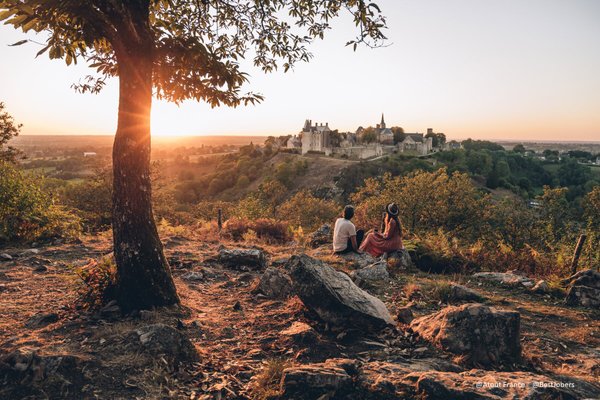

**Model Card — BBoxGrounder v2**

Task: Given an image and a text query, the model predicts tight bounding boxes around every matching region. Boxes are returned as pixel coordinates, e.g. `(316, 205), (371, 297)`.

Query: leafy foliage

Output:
(0, 161), (81, 242)
(0, 102), (23, 162)
(278, 190), (338, 231)
(1, 0), (387, 106)
(72, 256), (117, 310)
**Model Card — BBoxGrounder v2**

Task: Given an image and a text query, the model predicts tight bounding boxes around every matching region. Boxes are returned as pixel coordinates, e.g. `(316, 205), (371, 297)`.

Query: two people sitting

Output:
(332, 203), (403, 257)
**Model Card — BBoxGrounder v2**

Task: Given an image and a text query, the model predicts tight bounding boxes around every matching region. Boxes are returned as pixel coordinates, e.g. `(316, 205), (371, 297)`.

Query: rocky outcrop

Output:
(288, 255), (394, 330)
(336, 251), (376, 269)
(448, 283), (485, 302)
(0, 348), (92, 399)
(564, 269), (600, 308)
(135, 324), (198, 366)
(280, 321), (318, 344)
(473, 271), (534, 288)
(217, 248), (267, 271)
(308, 224), (331, 248)
(280, 358), (358, 399)
(351, 261), (390, 289)
(386, 249), (414, 272)
(257, 267), (293, 299)
(410, 303), (521, 367)
(278, 357), (600, 400)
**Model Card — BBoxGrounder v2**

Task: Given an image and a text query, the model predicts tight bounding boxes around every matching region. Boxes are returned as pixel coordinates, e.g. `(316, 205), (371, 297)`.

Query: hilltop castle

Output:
(288, 114), (436, 159)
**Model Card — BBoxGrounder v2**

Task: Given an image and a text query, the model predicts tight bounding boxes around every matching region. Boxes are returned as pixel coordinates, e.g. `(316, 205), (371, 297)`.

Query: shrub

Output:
(278, 190), (339, 232)
(0, 161), (81, 243)
(222, 217), (290, 243)
(72, 256), (117, 310)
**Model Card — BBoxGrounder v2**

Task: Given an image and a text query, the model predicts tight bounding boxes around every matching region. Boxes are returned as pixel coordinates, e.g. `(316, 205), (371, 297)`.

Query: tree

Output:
(360, 126), (378, 143)
(512, 144), (526, 153)
(1, 1), (386, 311)
(0, 102), (23, 162)
(391, 126), (405, 144)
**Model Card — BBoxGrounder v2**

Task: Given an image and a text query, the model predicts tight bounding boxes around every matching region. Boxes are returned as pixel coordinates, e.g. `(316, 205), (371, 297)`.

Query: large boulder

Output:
(280, 358), (358, 399)
(564, 269), (600, 308)
(351, 261), (390, 289)
(336, 251), (376, 269)
(257, 267), (293, 299)
(386, 249), (414, 273)
(216, 248), (267, 271)
(410, 303), (521, 367)
(288, 255), (394, 330)
(135, 324), (199, 366)
(308, 224), (331, 248)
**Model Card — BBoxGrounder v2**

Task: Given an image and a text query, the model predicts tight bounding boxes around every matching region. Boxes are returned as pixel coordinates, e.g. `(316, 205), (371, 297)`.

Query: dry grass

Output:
(248, 359), (292, 400)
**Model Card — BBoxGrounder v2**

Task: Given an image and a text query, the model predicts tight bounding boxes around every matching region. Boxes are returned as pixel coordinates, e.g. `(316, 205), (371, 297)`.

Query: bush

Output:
(0, 161), (81, 242)
(222, 217), (290, 243)
(278, 190), (339, 232)
(72, 256), (117, 310)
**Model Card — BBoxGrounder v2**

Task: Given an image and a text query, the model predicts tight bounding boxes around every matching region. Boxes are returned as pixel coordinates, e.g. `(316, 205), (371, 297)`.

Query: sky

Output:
(0, 0), (599, 141)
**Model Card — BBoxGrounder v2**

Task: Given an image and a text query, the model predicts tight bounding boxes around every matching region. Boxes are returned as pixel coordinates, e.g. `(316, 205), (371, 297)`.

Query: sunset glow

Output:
(1, 0), (599, 141)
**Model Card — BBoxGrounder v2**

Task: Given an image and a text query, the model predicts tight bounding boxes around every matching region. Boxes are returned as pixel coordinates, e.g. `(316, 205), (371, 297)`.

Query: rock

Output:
(531, 279), (550, 294)
(0, 253), (12, 261)
(20, 249), (40, 256)
(386, 249), (414, 272)
(352, 261), (390, 289)
(233, 300), (242, 311)
(25, 313), (59, 329)
(358, 360), (600, 399)
(135, 324), (199, 365)
(412, 370), (600, 400)
(0, 348), (91, 398)
(0, 284), (7, 292)
(257, 267), (293, 299)
(564, 269), (600, 308)
(280, 358), (357, 399)
(473, 271), (534, 288)
(336, 251), (376, 269)
(396, 306), (414, 324)
(99, 300), (121, 319)
(308, 224), (331, 248)
(410, 303), (521, 367)
(181, 271), (204, 281)
(217, 248), (267, 271)
(448, 284), (485, 302)
(33, 265), (48, 273)
(280, 321), (318, 344)
(288, 255), (394, 330)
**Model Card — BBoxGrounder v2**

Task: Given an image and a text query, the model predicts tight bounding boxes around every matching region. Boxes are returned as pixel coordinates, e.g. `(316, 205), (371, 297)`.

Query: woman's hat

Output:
(387, 203), (399, 216)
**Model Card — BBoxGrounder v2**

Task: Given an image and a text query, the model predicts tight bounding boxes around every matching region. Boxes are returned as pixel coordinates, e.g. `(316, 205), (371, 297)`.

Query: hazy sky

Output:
(1, 0), (599, 140)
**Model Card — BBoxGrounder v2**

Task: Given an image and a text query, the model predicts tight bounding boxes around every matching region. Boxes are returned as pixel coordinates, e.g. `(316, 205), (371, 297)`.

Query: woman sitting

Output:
(359, 203), (403, 258)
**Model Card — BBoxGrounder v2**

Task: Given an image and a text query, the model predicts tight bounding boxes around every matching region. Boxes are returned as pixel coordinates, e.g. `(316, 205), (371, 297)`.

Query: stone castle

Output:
(287, 114), (436, 159)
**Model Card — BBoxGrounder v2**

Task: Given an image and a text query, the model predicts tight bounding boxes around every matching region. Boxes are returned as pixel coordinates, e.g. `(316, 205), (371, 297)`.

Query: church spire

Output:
(380, 113), (386, 129)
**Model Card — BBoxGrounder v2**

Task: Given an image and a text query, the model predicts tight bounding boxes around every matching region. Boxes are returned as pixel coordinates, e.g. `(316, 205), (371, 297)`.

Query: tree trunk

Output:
(112, 44), (179, 312)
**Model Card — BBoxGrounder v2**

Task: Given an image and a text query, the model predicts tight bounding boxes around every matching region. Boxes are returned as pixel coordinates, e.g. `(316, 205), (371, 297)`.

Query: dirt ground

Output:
(0, 233), (598, 399)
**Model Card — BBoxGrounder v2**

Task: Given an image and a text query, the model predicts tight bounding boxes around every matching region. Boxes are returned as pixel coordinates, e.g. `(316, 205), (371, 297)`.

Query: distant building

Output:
(301, 119), (332, 154)
(286, 135), (302, 150)
(376, 114), (394, 144)
(83, 152), (97, 157)
(398, 133), (433, 155)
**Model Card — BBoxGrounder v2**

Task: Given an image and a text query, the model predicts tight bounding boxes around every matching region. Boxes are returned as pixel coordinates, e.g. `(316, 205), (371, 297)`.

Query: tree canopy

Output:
(1, 0), (387, 106)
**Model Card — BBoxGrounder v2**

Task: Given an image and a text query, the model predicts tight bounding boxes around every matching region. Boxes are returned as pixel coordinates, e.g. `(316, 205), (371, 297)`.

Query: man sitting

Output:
(332, 205), (364, 254)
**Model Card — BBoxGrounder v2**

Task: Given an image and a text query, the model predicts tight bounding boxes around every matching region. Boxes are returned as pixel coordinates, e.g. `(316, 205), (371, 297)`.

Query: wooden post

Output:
(217, 208), (223, 232)
(570, 234), (587, 275)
